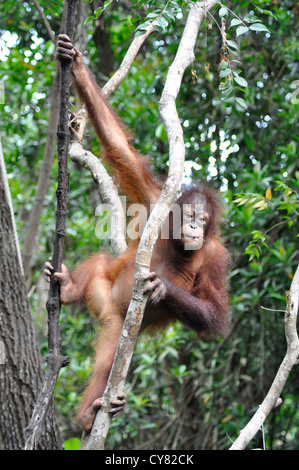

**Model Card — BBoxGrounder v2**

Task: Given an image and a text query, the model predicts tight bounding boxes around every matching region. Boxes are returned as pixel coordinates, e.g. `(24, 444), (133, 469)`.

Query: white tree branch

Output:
(102, 22), (157, 97)
(229, 264), (299, 450)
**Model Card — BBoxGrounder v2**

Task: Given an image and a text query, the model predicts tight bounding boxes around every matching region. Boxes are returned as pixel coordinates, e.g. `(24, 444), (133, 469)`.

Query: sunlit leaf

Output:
(249, 23), (270, 33)
(236, 25), (249, 37)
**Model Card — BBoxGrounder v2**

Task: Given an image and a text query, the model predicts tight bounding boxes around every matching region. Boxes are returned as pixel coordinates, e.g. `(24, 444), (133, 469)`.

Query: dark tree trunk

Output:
(0, 146), (62, 450)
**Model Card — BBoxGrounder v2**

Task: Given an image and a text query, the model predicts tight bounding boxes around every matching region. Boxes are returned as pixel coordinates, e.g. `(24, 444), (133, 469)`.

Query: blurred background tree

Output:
(0, 0), (298, 450)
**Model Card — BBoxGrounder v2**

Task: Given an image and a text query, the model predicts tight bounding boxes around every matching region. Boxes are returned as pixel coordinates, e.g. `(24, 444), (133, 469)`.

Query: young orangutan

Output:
(45, 34), (230, 433)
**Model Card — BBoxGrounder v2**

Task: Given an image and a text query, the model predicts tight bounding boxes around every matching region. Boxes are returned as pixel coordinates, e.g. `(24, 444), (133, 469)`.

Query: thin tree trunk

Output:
(0, 139), (62, 450)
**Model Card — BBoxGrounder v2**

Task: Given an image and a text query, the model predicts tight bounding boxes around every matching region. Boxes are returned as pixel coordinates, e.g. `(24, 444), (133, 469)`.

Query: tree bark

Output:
(0, 139), (62, 450)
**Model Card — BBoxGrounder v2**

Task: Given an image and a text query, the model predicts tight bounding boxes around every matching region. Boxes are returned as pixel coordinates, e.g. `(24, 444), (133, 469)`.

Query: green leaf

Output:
(269, 293), (288, 301)
(153, 23), (163, 32)
(243, 14), (262, 24)
(226, 40), (238, 51)
(146, 12), (159, 19)
(220, 80), (233, 94)
(155, 123), (168, 142)
(249, 23), (270, 33)
(95, 6), (104, 17)
(234, 75), (248, 88)
(64, 438), (81, 450)
(219, 7), (228, 17)
(220, 61), (229, 70)
(221, 90), (234, 101)
(135, 29), (147, 37)
(164, 10), (175, 22)
(224, 96), (236, 106)
(220, 68), (231, 79)
(178, 364), (187, 374)
(220, 86), (233, 98)
(244, 133), (255, 151)
(82, 16), (96, 26)
(236, 26), (249, 37)
(158, 16), (169, 31)
(254, 7), (278, 19)
(135, 21), (151, 31)
(230, 19), (242, 27)
(235, 97), (248, 109)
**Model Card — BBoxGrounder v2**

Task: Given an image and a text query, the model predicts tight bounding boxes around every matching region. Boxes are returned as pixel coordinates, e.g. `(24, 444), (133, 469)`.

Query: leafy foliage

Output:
(0, 0), (298, 450)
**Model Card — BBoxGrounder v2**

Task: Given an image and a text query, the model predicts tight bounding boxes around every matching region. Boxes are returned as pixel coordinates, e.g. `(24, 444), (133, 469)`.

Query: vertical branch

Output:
(31, 0), (56, 44)
(48, 0), (78, 354)
(82, 0), (218, 451)
(24, 0), (79, 451)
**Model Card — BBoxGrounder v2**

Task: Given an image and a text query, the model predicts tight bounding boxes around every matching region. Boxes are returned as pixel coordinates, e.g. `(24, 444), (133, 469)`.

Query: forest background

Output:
(0, 0), (298, 450)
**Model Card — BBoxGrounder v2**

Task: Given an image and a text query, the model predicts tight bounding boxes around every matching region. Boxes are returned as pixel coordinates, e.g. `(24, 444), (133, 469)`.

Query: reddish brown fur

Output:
(55, 37), (230, 433)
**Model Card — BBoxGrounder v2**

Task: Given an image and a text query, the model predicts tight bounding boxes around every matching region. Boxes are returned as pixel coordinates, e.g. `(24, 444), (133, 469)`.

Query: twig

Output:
(24, 0), (79, 450)
(81, 0), (218, 451)
(229, 264), (299, 450)
(260, 306), (286, 314)
(31, 0), (56, 44)
(102, 21), (157, 97)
